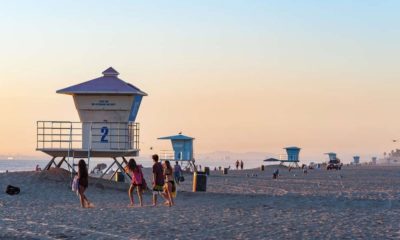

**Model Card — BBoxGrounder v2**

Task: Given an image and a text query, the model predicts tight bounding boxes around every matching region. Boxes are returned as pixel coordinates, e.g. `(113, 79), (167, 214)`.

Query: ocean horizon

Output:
(0, 158), (269, 173)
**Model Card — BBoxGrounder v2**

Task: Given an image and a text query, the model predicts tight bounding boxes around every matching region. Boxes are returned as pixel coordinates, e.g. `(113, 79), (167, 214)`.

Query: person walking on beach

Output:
(152, 154), (164, 206)
(273, 169), (279, 179)
(174, 161), (182, 184)
(162, 160), (175, 207)
(77, 159), (93, 208)
(235, 160), (239, 170)
(127, 158), (144, 207)
(240, 160), (244, 170)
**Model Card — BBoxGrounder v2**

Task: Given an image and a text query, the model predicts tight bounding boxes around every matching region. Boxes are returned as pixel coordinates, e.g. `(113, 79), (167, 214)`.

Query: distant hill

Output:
(196, 151), (274, 162)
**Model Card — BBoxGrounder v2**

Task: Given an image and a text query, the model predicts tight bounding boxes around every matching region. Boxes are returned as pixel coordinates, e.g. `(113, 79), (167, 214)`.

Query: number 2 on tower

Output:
(100, 126), (109, 143)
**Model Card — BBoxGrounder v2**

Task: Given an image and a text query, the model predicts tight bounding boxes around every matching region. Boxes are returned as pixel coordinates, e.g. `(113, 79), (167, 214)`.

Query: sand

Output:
(0, 165), (399, 239)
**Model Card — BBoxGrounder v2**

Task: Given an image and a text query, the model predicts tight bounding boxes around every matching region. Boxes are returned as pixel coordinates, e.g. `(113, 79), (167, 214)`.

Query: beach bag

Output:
(6, 185), (20, 195)
(179, 176), (185, 182)
(71, 176), (79, 192)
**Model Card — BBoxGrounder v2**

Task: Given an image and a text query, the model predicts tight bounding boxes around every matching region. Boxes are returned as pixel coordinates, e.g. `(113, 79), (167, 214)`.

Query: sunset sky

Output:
(1, 1), (400, 162)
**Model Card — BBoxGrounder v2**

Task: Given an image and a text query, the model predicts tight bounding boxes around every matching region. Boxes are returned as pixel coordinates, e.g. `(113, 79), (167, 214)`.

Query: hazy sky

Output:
(1, 1), (400, 162)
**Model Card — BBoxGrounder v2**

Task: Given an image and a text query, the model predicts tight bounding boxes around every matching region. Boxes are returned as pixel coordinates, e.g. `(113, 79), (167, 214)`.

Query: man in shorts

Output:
(152, 154), (164, 206)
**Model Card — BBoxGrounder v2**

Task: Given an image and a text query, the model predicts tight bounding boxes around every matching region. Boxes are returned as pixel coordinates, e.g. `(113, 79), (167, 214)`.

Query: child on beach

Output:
(127, 158), (144, 207)
(77, 159), (93, 208)
(162, 160), (175, 207)
(152, 154), (164, 206)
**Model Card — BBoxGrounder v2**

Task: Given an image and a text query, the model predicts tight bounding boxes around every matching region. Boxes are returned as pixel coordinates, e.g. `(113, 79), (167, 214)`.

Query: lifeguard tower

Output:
(36, 67), (147, 180)
(158, 133), (196, 171)
(353, 156), (360, 164)
(278, 146), (301, 167)
(325, 152), (337, 162)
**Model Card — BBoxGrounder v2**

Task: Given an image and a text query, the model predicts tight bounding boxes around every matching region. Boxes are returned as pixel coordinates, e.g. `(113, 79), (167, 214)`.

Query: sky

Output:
(1, 1), (400, 163)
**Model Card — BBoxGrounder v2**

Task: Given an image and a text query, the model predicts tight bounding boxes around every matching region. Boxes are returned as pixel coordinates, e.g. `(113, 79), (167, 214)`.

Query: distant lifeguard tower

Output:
(353, 156), (360, 164)
(325, 152), (337, 163)
(273, 146), (301, 167)
(158, 133), (196, 171)
(281, 146), (301, 167)
(36, 67), (147, 180)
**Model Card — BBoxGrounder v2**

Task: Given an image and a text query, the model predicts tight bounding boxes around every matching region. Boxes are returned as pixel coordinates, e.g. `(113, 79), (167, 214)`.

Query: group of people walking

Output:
(235, 160), (244, 170)
(74, 154), (182, 208)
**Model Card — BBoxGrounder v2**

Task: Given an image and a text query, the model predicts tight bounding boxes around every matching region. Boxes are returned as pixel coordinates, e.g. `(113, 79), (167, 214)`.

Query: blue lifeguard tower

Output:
(284, 147), (301, 162)
(158, 133), (196, 171)
(277, 146), (301, 167)
(36, 67), (147, 181)
(353, 156), (360, 164)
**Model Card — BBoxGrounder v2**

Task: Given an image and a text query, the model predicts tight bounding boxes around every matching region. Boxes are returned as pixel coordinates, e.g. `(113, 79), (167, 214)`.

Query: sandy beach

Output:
(0, 165), (399, 239)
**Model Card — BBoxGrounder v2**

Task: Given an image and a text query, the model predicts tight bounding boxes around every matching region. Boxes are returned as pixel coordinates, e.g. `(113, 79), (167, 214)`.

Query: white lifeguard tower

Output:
(158, 133), (196, 171)
(36, 67), (147, 180)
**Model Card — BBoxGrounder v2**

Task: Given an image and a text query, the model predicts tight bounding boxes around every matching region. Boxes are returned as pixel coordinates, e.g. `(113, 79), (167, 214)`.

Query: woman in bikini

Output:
(127, 158), (144, 207)
(162, 160), (175, 207)
(77, 159), (93, 208)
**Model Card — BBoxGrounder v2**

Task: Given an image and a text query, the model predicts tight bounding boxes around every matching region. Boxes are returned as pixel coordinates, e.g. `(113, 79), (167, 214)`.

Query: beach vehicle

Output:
(325, 152), (342, 170)
(326, 159), (342, 170)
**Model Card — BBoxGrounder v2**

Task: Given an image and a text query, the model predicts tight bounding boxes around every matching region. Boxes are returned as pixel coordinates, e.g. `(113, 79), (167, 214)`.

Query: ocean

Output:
(0, 157), (266, 173)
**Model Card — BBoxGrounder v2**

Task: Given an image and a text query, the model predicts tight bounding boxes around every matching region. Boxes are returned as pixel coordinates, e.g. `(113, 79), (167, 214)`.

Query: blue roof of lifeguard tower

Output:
(325, 152), (336, 155)
(284, 146), (301, 150)
(57, 67), (148, 96)
(158, 134), (194, 140)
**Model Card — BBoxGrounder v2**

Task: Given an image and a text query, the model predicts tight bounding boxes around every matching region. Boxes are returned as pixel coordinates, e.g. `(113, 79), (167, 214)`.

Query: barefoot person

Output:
(162, 160), (175, 207)
(77, 159), (92, 208)
(152, 154), (164, 206)
(127, 158), (144, 207)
